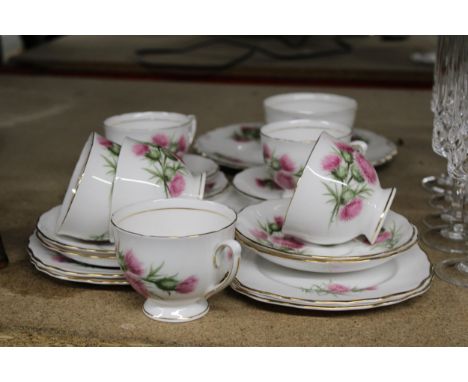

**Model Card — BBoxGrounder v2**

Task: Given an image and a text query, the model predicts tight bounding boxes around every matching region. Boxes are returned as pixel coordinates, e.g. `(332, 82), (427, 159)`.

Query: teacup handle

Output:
(350, 139), (368, 154)
(205, 239), (241, 299)
(187, 115), (197, 146)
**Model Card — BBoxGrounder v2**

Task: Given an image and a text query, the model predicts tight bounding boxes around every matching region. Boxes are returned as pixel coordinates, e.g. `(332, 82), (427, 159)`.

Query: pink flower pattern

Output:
(302, 282), (378, 295)
(251, 215), (304, 252)
(152, 133), (170, 148)
(274, 171), (295, 190)
(98, 136), (113, 148)
(263, 144), (272, 160)
(117, 249), (198, 297)
(151, 133), (189, 156)
(355, 152), (377, 184)
(279, 154), (295, 172)
(339, 198), (363, 221)
(321, 140), (375, 223)
(175, 276), (198, 294)
(168, 173), (186, 197)
(321, 154), (341, 172)
(133, 143), (150, 156)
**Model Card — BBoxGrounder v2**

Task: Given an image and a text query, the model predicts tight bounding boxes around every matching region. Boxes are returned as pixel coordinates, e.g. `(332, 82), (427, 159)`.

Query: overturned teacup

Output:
(283, 132), (396, 245)
(56, 132), (120, 241)
(111, 137), (205, 219)
(261, 119), (366, 190)
(103, 111), (196, 156)
(111, 198), (241, 323)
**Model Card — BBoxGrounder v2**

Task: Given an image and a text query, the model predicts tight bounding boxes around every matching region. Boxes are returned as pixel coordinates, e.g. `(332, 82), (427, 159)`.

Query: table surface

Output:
(1, 74), (466, 346)
(9, 36), (436, 86)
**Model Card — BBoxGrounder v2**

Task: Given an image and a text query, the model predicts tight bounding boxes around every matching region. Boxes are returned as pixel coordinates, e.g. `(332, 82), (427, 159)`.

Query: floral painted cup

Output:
(264, 92), (358, 128)
(111, 198), (241, 322)
(56, 132), (120, 241)
(282, 132), (396, 245)
(103, 111), (196, 156)
(111, 137), (206, 222)
(261, 119), (366, 190)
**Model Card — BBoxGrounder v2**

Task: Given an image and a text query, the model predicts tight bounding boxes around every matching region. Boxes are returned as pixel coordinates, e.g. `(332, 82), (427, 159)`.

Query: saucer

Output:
(233, 166), (283, 201)
(204, 171), (229, 198)
(236, 199), (418, 273)
(29, 233), (123, 278)
(37, 205), (115, 255)
(195, 123), (397, 170)
(183, 153), (219, 181)
(28, 235), (127, 285)
(352, 128), (398, 167)
(231, 245), (432, 311)
(194, 122), (263, 169)
(206, 185), (258, 213)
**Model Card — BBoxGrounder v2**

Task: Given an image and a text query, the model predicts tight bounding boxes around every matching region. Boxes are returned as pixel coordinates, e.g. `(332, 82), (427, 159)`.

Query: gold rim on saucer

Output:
(231, 273), (433, 311)
(29, 256), (128, 286)
(35, 228), (115, 255)
(28, 248), (124, 279)
(235, 224), (418, 263)
(36, 231), (117, 260)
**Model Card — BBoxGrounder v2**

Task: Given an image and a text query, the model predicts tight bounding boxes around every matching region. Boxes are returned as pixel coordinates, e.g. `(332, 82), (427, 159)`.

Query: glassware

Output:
(422, 36), (468, 255)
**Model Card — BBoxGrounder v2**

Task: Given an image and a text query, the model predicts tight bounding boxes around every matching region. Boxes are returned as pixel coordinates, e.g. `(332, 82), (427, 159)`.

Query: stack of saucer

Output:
(231, 132), (432, 311)
(29, 206), (127, 285)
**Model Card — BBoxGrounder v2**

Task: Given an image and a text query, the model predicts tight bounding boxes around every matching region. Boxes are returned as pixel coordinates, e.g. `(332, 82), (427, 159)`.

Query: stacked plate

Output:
(232, 199), (433, 311)
(28, 205), (127, 285)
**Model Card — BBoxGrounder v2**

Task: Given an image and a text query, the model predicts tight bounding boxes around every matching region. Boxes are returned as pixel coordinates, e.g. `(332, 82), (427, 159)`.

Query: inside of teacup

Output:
(264, 124), (350, 142)
(107, 112), (191, 131)
(56, 133), (93, 230)
(115, 206), (235, 237)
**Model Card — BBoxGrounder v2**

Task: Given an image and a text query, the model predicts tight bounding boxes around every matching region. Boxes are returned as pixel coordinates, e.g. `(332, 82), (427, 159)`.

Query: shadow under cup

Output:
(111, 198), (240, 322)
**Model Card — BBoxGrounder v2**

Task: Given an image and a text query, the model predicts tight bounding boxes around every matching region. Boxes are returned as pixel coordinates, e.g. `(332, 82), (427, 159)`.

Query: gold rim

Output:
(260, 125), (351, 144)
(57, 133), (96, 232)
(111, 205), (237, 239)
(35, 228), (115, 255)
(232, 266), (433, 305)
(36, 233), (118, 260)
(28, 247), (124, 279)
(368, 187), (397, 245)
(236, 224), (418, 263)
(29, 256), (128, 285)
(231, 277), (432, 311)
(372, 147), (398, 167)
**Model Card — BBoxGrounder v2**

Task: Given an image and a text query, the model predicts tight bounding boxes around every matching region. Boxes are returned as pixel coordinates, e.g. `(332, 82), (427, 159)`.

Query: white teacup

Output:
(56, 132), (120, 241)
(264, 93), (358, 128)
(103, 111), (196, 156)
(283, 132), (396, 245)
(111, 137), (205, 220)
(261, 119), (366, 190)
(111, 198), (241, 322)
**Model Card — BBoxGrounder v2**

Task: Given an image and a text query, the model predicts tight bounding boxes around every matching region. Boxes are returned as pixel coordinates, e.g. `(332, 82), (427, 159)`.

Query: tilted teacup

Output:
(283, 132), (396, 245)
(56, 132), (120, 241)
(111, 198), (241, 322)
(103, 111), (196, 156)
(111, 137), (205, 220)
(261, 119), (366, 190)
(264, 92), (358, 128)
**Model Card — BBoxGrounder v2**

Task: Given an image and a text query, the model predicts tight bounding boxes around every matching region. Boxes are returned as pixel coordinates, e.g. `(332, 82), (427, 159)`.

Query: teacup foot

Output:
(142, 298), (209, 323)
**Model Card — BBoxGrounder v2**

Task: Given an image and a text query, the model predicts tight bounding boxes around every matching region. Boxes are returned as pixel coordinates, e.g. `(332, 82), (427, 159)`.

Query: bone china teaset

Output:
(28, 93), (432, 323)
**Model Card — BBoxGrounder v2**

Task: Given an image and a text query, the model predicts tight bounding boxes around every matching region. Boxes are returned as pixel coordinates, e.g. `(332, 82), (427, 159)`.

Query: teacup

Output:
(111, 198), (241, 322)
(111, 137), (206, 220)
(103, 111), (196, 156)
(261, 119), (366, 190)
(282, 132), (396, 245)
(56, 132), (120, 241)
(264, 93), (358, 128)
